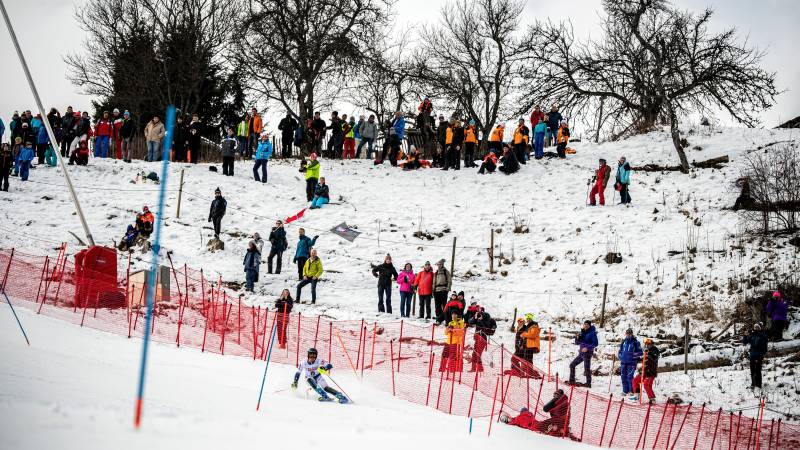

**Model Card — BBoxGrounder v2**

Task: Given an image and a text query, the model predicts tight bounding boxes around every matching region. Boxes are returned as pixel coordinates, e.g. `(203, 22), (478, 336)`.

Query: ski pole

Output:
(256, 322), (279, 411)
(323, 373), (353, 403)
(2, 291), (30, 346)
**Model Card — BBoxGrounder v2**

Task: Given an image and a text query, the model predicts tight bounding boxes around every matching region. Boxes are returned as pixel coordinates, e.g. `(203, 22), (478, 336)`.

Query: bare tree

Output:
(521, 0), (779, 172)
(416, 0), (527, 148)
(740, 144), (800, 233)
(66, 0), (240, 128)
(238, 0), (392, 121)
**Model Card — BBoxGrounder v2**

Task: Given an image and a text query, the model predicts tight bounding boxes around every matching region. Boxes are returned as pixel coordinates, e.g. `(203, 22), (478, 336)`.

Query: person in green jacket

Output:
(296, 249), (323, 303)
(303, 152), (321, 201)
(44, 145), (58, 167)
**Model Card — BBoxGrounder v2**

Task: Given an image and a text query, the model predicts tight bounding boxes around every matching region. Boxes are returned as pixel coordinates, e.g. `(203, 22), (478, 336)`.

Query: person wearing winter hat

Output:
(208, 188), (227, 238)
(111, 108), (123, 159)
(616, 156), (632, 205)
(555, 119), (570, 158)
(119, 111), (135, 162)
(302, 152), (320, 201)
(372, 254), (398, 314)
(0, 143), (13, 191)
(397, 262), (416, 318)
(253, 131), (273, 183)
(513, 118), (530, 164)
(433, 259), (451, 324)
(589, 158), (611, 206)
(18, 139), (35, 181)
(766, 291), (789, 341)
(618, 328), (643, 398)
(742, 322), (768, 389)
(413, 261), (434, 320)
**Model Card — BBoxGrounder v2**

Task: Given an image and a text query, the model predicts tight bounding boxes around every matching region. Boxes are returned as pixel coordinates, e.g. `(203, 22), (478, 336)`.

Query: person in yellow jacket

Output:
(513, 118), (530, 165)
(301, 152), (320, 201)
(440, 312), (466, 372)
(464, 120), (478, 167)
(237, 113), (250, 159)
(296, 249), (323, 304)
(488, 124), (504, 155)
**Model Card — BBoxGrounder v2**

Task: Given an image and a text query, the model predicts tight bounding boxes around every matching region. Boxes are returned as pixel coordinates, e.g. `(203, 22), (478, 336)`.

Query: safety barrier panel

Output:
(1, 247), (797, 449)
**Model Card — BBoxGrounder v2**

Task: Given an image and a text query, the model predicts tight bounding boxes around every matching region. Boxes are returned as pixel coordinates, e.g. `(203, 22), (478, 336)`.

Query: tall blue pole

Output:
(2, 292), (30, 346)
(256, 322), (278, 410)
(134, 105), (176, 428)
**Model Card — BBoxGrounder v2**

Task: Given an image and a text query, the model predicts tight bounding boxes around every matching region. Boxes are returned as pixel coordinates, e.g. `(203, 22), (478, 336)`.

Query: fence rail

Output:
(1, 247), (797, 449)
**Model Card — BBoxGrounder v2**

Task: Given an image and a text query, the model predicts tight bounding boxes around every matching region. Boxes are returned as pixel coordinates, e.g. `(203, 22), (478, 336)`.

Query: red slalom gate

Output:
(1, 247), (798, 450)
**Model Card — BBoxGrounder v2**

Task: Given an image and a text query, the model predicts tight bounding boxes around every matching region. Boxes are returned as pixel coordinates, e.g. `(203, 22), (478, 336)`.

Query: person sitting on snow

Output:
(310, 177), (329, 209)
(502, 389), (571, 437)
(291, 347), (348, 403)
(498, 144), (520, 175)
(117, 224), (139, 252)
(68, 139), (90, 166)
(477, 151), (497, 174)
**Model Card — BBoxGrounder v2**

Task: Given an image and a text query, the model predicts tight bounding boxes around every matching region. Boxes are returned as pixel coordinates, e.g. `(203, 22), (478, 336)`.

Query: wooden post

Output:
(448, 236), (457, 291)
(509, 307), (517, 332)
(489, 228), (495, 274)
(684, 318), (690, 374)
(600, 283), (608, 327)
(175, 169), (185, 218)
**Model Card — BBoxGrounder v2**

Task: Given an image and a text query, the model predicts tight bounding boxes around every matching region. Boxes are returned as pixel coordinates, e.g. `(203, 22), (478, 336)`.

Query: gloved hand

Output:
(291, 381), (298, 389)
(317, 367), (329, 375)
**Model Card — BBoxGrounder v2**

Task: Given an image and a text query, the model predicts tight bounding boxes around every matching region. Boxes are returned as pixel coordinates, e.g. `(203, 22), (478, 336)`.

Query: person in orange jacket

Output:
(413, 261), (435, 319)
(248, 107), (263, 159)
(513, 118), (530, 165)
(556, 120), (570, 158)
(488, 124), (504, 155)
(464, 119), (479, 167)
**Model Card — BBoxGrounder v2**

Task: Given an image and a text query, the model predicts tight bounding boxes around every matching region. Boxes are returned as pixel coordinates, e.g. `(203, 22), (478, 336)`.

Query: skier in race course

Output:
(292, 348), (348, 403)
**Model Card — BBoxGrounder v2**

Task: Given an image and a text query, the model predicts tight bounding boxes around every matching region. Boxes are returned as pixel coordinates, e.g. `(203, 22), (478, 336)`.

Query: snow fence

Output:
(1, 247), (798, 450)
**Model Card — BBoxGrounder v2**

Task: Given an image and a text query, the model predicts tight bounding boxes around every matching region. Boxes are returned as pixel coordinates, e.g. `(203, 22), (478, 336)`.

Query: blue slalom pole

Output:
(2, 292), (30, 346)
(134, 105), (176, 429)
(469, 417), (473, 434)
(256, 322), (278, 410)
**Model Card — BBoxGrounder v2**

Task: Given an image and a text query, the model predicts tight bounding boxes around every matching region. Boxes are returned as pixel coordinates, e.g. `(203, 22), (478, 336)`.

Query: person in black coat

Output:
(468, 309), (496, 372)
(187, 114), (203, 163)
(278, 112), (299, 158)
(311, 112), (326, 154)
(498, 144), (520, 175)
(172, 115), (189, 162)
(60, 107), (75, 156)
(274, 289), (294, 348)
(208, 187), (227, 238)
(372, 254), (398, 314)
(267, 220), (288, 274)
(742, 323), (769, 389)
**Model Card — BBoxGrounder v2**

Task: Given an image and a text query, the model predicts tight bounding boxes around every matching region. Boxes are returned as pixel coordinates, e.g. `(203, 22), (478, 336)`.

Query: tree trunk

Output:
(669, 109), (690, 173)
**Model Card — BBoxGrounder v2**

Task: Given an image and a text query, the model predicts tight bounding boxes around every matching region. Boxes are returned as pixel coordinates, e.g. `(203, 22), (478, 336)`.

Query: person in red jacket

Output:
(502, 389), (571, 437)
(477, 152), (498, 174)
(111, 108), (123, 159)
(413, 261), (434, 319)
(94, 110), (113, 158)
(530, 105), (545, 129)
(589, 158), (611, 206)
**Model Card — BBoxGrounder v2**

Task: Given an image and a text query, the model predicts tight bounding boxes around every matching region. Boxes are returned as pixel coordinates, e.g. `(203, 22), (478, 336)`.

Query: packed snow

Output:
(1, 124), (799, 431)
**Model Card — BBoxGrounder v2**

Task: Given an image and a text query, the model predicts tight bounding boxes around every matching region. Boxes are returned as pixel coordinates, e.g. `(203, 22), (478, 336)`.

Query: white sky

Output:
(0, 0), (798, 127)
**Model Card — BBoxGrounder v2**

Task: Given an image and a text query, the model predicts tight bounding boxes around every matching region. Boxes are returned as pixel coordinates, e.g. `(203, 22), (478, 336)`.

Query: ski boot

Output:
(335, 393), (349, 404)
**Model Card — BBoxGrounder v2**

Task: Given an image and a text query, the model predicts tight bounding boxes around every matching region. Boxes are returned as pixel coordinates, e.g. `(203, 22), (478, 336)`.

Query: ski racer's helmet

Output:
(307, 348), (318, 357)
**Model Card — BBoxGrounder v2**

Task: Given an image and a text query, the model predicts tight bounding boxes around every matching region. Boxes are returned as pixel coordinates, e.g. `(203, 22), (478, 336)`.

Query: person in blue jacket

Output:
(36, 122), (50, 164)
(243, 241), (261, 292)
(533, 117), (548, 159)
(0, 117), (5, 143)
(569, 320), (598, 387)
(618, 328), (643, 397)
(387, 111), (405, 166)
(616, 156), (632, 205)
(293, 228), (318, 280)
(18, 140), (35, 181)
(253, 131), (273, 183)
(310, 177), (329, 209)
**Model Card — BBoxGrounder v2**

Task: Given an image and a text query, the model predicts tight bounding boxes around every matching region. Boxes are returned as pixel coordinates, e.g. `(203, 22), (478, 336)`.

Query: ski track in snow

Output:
(1, 125), (799, 431)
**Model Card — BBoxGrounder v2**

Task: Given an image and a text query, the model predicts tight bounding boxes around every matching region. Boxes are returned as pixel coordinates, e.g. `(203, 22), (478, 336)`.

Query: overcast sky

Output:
(1, 0), (798, 128)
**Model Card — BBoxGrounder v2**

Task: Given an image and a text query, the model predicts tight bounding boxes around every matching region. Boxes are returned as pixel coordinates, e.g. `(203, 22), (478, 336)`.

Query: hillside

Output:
(1, 124), (798, 419)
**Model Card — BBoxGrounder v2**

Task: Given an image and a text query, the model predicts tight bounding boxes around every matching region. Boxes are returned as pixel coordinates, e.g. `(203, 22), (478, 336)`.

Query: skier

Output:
(397, 263), (416, 318)
(568, 320), (598, 387)
(766, 291), (788, 341)
(208, 188), (227, 238)
(413, 261), (434, 320)
(618, 328), (643, 398)
(293, 228), (318, 281)
(372, 254), (398, 314)
(292, 348), (348, 403)
(742, 323), (768, 389)
(275, 289), (293, 348)
(433, 259), (451, 324)
(296, 249), (323, 304)
(243, 241), (261, 292)
(589, 159), (611, 206)
(468, 309), (496, 372)
(267, 220), (288, 274)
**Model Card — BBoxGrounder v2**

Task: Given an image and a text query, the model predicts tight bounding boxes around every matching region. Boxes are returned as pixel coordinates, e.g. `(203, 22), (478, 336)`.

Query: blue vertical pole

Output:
(469, 417), (473, 435)
(134, 105), (176, 428)
(256, 322), (279, 410)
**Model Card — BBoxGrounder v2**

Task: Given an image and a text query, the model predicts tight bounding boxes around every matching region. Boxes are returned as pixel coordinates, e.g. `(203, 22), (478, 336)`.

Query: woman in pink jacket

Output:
(397, 263), (416, 318)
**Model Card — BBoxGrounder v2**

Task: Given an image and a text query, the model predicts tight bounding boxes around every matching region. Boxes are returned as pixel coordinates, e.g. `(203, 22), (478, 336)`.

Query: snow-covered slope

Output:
(0, 304), (587, 449)
(1, 124), (798, 419)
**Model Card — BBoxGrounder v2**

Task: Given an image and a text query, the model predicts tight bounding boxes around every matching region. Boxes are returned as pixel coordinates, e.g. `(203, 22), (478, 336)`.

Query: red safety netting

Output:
(1, 247), (798, 449)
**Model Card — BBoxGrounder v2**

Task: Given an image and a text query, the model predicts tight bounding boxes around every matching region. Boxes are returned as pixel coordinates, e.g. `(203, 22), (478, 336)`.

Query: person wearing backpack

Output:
(267, 220), (288, 274)
(468, 309), (496, 372)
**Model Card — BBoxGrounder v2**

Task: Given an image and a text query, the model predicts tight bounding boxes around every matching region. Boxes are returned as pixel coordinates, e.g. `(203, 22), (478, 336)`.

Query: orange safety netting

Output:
(1, 247), (797, 449)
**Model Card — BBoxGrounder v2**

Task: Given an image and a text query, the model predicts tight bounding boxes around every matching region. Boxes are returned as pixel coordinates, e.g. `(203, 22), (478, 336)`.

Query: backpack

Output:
(485, 317), (497, 335)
